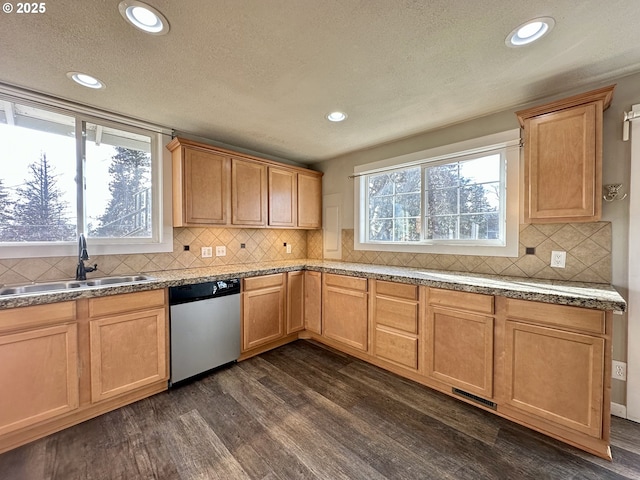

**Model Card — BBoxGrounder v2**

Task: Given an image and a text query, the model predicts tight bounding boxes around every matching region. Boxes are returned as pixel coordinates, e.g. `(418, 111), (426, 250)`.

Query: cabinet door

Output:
(286, 271), (304, 334)
(242, 280), (285, 351)
(323, 285), (368, 351)
(297, 173), (322, 228)
(304, 271), (322, 334)
(525, 103), (600, 222)
(89, 308), (167, 403)
(269, 167), (297, 227)
(426, 306), (494, 398)
(181, 148), (230, 225)
(232, 158), (267, 226)
(504, 320), (604, 438)
(0, 324), (79, 436)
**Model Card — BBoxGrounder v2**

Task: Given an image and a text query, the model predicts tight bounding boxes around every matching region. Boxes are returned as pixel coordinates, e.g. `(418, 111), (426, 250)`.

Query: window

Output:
(355, 130), (520, 257)
(0, 91), (172, 258)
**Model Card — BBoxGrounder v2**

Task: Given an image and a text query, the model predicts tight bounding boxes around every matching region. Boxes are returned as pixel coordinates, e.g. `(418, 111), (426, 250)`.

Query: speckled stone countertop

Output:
(0, 259), (627, 311)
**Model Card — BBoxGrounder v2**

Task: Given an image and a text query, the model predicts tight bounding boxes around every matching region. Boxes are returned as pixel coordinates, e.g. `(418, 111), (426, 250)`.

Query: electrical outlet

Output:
(216, 246), (226, 257)
(286, 244), (292, 254)
(550, 250), (566, 268)
(613, 360), (627, 381)
(201, 246), (212, 258)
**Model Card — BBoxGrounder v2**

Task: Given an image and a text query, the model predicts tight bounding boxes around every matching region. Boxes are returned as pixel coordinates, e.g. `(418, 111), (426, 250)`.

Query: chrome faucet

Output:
(76, 233), (98, 281)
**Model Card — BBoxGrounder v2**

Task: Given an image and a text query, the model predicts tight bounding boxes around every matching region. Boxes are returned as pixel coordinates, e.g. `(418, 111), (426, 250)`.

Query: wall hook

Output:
(603, 184), (627, 202)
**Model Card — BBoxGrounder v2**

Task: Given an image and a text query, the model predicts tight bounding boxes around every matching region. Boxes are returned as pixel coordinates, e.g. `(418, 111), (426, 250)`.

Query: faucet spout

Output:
(76, 234), (98, 281)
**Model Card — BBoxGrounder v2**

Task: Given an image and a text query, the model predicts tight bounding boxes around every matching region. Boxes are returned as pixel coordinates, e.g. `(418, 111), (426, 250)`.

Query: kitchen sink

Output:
(0, 275), (157, 296)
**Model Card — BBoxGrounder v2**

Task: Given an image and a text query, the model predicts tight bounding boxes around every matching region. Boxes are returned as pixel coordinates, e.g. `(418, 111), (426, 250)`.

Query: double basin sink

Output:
(0, 275), (157, 297)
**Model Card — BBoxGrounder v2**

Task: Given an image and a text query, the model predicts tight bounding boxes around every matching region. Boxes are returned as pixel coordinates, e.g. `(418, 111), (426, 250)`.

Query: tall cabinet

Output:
(516, 85), (615, 223)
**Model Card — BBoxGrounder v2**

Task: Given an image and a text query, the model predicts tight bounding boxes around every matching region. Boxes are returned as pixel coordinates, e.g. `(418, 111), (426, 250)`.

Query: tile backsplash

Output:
(340, 222), (611, 283)
(0, 222), (612, 285)
(0, 228), (308, 285)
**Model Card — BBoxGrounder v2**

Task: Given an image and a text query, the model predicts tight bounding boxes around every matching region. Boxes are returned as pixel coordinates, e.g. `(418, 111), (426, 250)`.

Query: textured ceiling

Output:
(1, 0), (640, 163)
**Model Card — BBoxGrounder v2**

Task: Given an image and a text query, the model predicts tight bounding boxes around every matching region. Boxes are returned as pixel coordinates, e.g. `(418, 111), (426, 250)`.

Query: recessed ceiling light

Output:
(327, 111), (347, 122)
(118, 1), (169, 35)
(506, 17), (555, 47)
(67, 72), (105, 89)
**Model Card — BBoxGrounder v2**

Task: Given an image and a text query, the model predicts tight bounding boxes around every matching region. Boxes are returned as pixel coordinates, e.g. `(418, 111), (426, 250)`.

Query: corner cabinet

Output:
(516, 85), (615, 223)
(168, 137), (322, 229)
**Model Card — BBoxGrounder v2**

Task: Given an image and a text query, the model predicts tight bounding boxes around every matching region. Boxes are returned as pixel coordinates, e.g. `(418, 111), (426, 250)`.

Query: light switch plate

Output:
(286, 244), (292, 254)
(550, 250), (566, 268)
(201, 246), (213, 258)
(216, 246), (226, 257)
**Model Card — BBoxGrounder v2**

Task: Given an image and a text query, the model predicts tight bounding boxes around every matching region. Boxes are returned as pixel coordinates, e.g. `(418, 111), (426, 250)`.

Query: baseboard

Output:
(611, 402), (627, 418)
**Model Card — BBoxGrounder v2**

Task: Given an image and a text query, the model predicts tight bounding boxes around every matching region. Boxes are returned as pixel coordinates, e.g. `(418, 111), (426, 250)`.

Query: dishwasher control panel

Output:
(169, 279), (240, 305)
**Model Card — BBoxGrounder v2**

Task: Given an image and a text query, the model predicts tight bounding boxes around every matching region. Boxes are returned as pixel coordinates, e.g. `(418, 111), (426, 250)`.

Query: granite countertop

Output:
(0, 259), (627, 312)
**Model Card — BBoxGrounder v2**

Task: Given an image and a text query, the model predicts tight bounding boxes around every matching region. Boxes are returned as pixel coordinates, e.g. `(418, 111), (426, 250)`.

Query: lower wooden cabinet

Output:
(242, 273), (285, 351)
(0, 322), (79, 436)
(89, 306), (167, 403)
(0, 290), (168, 454)
(499, 298), (608, 446)
(322, 273), (368, 351)
(304, 271), (322, 334)
(371, 280), (420, 372)
(286, 271), (305, 334)
(426, 289), (495, 399)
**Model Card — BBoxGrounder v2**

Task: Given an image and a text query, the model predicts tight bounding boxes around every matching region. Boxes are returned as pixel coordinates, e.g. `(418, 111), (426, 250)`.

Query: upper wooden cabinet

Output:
(168, 140), (230, 227)
(516, 85), (615, 223)
(269, 167), (297, 227)
(167, 137), (322, 229)
(232, 158), (268, 226)
(297, 173), (322, 229)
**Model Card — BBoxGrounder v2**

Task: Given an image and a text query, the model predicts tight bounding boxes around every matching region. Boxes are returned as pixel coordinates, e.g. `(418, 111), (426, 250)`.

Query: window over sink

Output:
(355, 130), (520, 257)
(0, 87), (173, 258)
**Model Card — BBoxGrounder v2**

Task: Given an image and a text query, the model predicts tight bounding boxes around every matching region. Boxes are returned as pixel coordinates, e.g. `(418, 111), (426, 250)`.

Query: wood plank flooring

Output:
(1, 340), (640, 479)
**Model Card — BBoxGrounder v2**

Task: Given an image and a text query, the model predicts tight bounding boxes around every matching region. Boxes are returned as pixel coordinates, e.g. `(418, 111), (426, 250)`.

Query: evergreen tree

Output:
(93, 147), (151, 237)
(426, 162), (497, 240)
(13, 153), (75, 241)
(0, 179), (15, 241)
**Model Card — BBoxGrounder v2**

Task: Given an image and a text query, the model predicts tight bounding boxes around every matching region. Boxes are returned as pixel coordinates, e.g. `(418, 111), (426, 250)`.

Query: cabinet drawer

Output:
(505, 298), (605, 334)
(88, 290), (165, 318)
(243, 273), (284, 291)
(324, 273), (367, 291)
(375, 328), (418, 370)
(0, 301), (76, 333)
(428, 288), (494, 314)
(374, 296), (418, 334)
(375, 280), (417, 300)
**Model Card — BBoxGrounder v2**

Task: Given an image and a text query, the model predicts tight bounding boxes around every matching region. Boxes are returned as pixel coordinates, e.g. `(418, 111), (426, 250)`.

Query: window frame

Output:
(354, 129), (521, 257)
(0, 87), (173, 259)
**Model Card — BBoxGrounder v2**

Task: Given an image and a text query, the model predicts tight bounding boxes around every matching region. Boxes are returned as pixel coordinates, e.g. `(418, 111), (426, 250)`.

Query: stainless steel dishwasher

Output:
(169, 279), (241, 387)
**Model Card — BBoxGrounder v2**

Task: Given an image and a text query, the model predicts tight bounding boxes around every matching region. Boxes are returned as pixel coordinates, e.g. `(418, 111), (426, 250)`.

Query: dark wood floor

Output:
(2, 340), (640, 480)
